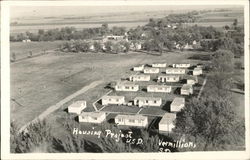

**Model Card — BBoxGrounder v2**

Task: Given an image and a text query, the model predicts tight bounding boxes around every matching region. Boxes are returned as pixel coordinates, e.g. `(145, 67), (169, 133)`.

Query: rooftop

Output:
(116, 81), (138, 86)
(135, 96), (161, 101)
(171, 97), (185, 106)
(69, 100), (86, 108)
(115, 114), (147, 121)
(194, 67), (202, 71)
(102, 95), (125, 99)
(181, 84), (192, 90)
(130, 74), (150, 77)
(147, 85), (171, 88)
(159, 112), (176, 124)
(158, 75), (179, 78)
(80, 112), (105, 117)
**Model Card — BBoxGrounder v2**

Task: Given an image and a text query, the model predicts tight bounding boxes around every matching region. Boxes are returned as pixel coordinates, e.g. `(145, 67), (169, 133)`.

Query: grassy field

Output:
(11, 45), (205, 128)
(10, 41), (64, 61)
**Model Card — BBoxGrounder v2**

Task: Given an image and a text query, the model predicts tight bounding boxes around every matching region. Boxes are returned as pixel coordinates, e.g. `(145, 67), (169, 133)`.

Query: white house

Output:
(133, 65), (144, 71)
(158, 75), (180, 83)
(151, 63), (167, 68)
(68, 100), (87, 114)
(159, 113), (176, 132)
(101, 95), (125, 105)
(172, 63), (191, 68)
(115, 114), (148, 127)
(170, 97), (185, 112)
(22, 39), (31, 43)
(165, 68), (186, 74)
(129, 74), (150, 82)
(130, 42), (142, 50)
(115, 82), (139, 92)
(193, 67), (203, 76)
(147, 85), (172, 93)
(134, 97), (162, 107)
(181, 84), (193, 95)
(78, 112), (106, 123)
(143, 67), (159, 74)
(103, 35), (126, 42)
(184, 43), (194, 50)
(186, 76), (198, 85)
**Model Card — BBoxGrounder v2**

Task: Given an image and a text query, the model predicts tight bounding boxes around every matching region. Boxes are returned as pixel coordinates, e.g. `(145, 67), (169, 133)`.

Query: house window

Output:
(173, 78), (176, 80)
(131, 87), (134, 89)
(154, 100), (157, 103)
(125, 86), (129, 89)
(93, 117), (98, 120)
(146, 100), (149, 103)
(116, 99), (119, 102)
(129, 119), (135, 123)
(109, 99), (112, 101)
(81, 116), (85, 119)
(118, 118), (123, 122)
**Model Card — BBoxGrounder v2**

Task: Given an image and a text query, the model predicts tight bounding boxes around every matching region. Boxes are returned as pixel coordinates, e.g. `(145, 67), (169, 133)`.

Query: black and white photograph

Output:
(1, 0), (249, 159)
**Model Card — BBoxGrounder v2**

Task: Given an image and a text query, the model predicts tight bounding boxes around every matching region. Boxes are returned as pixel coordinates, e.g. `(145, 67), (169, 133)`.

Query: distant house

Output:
(172, 63), (191, 68)
(22, 39), (31, 43)
(147, 85), (172, 93)
(193, 67), (203, 76)
(165, 68), (186, 74)
(143, 67), (159, 74)
(115, 82), (139, 92)
(170, 97), (185, 112)
(89, 44), (95, 51)
(129, 74), (150, 82)
(151, 63), (167, 68)
(181, 84), (193, 95)
(133, 65), (144, 71)
(158, 113), (176, 132)
(134, 97), (162, 107)
(68, 100), (87, 114)
(101, 95), (125, 105)
(115, 114), (148, 127)
(130, 42), (142, 50)
(186, 76), (198, 85)
(78, 112), (106, 123)
(158, 75), (180, 83)
(103, 35), (127, 42)
(184, 43), (194, 50)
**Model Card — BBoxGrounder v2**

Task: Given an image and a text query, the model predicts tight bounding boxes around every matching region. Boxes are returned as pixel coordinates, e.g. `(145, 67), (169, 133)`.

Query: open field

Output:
(10, 41), (64, 61)
(11, 45), (205, 129)
(10, 8), (243, 34)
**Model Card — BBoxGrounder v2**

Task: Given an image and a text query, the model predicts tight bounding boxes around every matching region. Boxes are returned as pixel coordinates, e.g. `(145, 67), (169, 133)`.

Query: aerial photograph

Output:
(9, 4), (246, 153)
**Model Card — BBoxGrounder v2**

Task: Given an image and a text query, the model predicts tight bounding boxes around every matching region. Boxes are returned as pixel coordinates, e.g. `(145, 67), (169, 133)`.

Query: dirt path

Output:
(197, 76), (207, 99)
(19, 80), (103, 132)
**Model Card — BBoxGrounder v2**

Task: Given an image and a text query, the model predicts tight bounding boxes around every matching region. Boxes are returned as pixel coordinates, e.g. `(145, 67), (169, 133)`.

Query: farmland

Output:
(10, 8), (243, 34)
(11, 42), (206, 129)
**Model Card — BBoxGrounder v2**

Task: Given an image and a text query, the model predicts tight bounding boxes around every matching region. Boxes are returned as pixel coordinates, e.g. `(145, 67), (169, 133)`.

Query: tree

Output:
(119, 41), (130, 53)
(93, 41), (102, 53)
(104, 41), (113, 53)
(212, 49), (234, 72)
(174, 95), (245, 151)
(111, 42), (122, 54)
(101, 23), (109, 36)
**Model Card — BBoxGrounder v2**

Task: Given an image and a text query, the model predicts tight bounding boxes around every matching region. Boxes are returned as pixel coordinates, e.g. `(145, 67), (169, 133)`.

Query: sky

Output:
(10, 5), (243, 19)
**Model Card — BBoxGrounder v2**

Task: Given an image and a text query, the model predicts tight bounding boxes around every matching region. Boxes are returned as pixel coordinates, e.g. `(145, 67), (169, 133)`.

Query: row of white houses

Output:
(101, 95), (162, 108)
(67, 97), (185, 130)
(115, 81), (172, 93)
